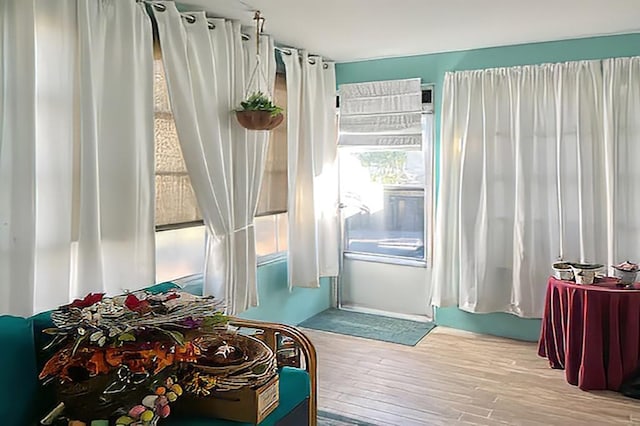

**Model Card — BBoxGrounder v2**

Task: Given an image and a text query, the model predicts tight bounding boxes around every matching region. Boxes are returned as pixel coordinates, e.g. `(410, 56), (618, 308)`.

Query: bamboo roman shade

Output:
(338, 78), (423, 147)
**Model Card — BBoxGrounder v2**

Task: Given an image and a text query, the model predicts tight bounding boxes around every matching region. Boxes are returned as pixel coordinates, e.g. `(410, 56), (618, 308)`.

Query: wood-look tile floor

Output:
(305, 327), (640, 426)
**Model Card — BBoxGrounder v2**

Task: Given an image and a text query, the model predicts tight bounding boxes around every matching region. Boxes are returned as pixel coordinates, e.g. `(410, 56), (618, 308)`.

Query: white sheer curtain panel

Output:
(431, 61), (605, 318)
(0, 0), (155, 316)
(234, 32), (276, 307)
(282, 49), (339, 289)
(153, 2), (274, 314)
(75, 1), (155, 298)
(603, 57), (640, 270)
(0, 0), (40, 316)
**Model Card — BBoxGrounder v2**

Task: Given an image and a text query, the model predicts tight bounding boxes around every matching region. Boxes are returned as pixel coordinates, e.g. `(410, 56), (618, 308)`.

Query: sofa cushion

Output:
(145, 281), (181, 294)
(163, 367), (310, 426)
(0, 316), (39, 426)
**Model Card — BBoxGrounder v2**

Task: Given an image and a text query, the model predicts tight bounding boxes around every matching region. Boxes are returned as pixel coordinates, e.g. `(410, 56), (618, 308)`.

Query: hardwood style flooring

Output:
(305, 327), (640, 426)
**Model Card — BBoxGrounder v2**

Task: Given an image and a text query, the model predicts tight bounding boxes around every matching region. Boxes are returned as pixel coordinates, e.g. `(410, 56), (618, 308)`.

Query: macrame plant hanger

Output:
(235, 11), (284, 131)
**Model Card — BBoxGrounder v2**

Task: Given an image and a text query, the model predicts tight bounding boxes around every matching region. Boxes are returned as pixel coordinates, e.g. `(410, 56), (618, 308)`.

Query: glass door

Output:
(338, 114), (434, 320)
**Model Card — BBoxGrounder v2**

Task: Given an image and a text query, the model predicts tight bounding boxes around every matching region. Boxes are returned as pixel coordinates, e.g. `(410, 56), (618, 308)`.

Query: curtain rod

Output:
(142, 1), (319, 60)
(142, 1), (245, 33)
(274, 46), (330, 69)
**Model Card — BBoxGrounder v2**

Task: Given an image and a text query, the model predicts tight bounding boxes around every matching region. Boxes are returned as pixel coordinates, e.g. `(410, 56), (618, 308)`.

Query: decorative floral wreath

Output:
(40, 289), (228, 424)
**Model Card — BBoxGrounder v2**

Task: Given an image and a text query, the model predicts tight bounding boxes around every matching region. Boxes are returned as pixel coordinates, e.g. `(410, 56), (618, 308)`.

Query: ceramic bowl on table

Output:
(570, 263), (604, 285)
(552, 262), (574, 281)
(613, 261), (639, 285)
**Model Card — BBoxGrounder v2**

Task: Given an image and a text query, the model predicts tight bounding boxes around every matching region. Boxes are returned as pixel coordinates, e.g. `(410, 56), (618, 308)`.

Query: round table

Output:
(538, 276), (640, 390)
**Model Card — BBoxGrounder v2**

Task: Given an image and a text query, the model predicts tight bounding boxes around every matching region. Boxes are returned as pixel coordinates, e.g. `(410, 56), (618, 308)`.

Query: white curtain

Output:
(431, 61), (605, 318)
(603, 57), (640, 270)
(282, 50), (339, 288)
(0, 0), (155, 316)
(153, 2), (274, 314)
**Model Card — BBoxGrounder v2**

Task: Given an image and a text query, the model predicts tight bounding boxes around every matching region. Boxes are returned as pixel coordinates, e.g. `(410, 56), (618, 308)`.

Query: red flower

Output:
(125, 293), (150, 313)
(70, 293), (105, 308)
(165, 293), (179, 301)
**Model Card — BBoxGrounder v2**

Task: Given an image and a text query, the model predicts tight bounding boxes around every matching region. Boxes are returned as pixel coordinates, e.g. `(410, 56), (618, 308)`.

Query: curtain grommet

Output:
(151, 3), (166, 12)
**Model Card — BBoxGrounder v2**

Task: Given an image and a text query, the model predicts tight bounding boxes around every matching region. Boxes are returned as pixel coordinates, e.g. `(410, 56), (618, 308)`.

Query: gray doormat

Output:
(318, 410), (378, 426)
(299, 308), (435, 346)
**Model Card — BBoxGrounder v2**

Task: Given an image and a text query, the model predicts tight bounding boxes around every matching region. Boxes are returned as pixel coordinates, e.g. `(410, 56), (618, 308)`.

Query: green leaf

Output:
(252, 364), (268, 375)
(43, 328), (67, 335)
(118, 332), (136, 342)
(237, 91), (283, 115)
(71, 334), (88, 356)
(160, 329), (185, 346)
(202, 313), (229, 329)
(42, 334), (69, 351)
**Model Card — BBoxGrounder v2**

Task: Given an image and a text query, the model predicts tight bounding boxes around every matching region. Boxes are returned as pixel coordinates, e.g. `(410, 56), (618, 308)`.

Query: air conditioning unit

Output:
(421, 85), (433, 113)
(335, 83), (434, 112)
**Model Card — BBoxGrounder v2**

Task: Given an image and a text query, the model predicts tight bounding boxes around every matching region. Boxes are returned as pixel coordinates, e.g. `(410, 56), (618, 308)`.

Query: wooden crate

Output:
(175, 374), (279, 424)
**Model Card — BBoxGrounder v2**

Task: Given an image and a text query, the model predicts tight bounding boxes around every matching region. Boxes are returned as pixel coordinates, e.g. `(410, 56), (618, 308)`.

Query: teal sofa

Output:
(0, 283), (312, 426)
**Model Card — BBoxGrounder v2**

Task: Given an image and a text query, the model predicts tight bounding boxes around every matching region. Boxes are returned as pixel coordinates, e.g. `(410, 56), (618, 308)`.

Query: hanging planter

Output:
(235, 91), (284, 131)
(235, 11), (284, 132)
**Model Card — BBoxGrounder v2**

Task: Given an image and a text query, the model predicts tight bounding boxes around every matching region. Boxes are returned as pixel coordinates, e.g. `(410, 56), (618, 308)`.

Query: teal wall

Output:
(180, 259), (331, 326)
(435, 308), (543, 342)
(336, 32), (640, 113)
(239, 259), (332, 326)
(335, 33), (640, 342)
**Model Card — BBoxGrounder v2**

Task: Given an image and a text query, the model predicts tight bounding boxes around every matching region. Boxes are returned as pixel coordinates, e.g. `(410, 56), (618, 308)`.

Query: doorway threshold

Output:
(338, 303), (433, 323)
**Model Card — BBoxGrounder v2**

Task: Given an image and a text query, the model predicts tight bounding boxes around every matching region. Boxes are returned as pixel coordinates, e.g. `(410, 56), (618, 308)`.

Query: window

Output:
(338, 79), (434, 264)
(340, 149), (426, 261)
(154, 54), (287, 271)
(255, 72), (289, 261)
(340, 113), (433, 262)
(255, 212), (288, 259)
(154, 56), (201, 228)
(256, 73), (288, 216)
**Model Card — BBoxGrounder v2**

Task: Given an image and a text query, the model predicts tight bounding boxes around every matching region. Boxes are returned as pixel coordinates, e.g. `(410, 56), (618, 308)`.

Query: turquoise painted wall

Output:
(435, 308), (543, 342)
(239, 259), (332, 326)
(335, 33), (640, 342)
(180, 259), (331, 326)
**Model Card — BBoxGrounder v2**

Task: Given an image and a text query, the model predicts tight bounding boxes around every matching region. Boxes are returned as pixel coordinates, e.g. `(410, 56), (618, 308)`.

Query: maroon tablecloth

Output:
(538, 276), (640, 390)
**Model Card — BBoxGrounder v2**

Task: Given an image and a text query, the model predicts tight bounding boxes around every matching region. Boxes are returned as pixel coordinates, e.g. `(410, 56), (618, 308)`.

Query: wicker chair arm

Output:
(228, 318), (317, 426)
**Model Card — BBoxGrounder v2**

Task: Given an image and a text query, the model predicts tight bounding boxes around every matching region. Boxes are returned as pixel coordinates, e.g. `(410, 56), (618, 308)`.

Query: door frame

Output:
(335, 85), (436, 319)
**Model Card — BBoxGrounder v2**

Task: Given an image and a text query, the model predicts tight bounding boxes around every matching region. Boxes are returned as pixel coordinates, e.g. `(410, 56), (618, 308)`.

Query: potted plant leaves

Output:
(235, 91), (284, 131)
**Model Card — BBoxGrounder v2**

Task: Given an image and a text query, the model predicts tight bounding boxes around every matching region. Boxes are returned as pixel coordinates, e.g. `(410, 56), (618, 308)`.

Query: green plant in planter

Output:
(237, 91), (283, 116)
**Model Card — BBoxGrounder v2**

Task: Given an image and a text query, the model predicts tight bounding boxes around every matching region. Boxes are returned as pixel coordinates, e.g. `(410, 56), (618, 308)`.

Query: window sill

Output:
(156, 220), (204, 232)
(344, 252), (427, 268)
(257, 251), (287, 267)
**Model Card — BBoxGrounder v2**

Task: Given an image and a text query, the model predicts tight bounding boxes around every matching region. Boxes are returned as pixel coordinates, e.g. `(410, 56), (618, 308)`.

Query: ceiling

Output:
(178, 0), (640, 62)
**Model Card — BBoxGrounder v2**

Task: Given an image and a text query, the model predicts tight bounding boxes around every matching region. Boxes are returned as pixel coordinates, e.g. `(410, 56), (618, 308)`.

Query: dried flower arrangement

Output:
(39, 289), (228, 425)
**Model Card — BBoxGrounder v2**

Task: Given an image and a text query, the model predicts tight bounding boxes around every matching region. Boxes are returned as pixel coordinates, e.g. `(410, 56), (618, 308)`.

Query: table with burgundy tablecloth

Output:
(538, 276), (640, 391)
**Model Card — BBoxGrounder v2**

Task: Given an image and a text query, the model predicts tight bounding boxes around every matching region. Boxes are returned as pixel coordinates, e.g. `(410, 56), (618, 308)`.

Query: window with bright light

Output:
(340, 114), (434, 263)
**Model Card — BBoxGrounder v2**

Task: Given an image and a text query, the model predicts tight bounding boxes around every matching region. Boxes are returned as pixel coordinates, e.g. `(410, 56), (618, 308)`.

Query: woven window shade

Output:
(338, 78), (423, 147)
(256, 73), (288, 216)
(154, 58), (201, 226)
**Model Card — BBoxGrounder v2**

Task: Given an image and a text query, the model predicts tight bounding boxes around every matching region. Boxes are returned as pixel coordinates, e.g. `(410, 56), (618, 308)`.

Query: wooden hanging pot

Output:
(235, 11), (284, 132)
(235, 110), (284, 131)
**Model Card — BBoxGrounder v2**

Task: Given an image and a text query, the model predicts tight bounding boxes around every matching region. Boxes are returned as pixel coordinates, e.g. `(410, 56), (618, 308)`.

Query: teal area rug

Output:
(299, 308), (435, 346)
(318, 410), (378, 426)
